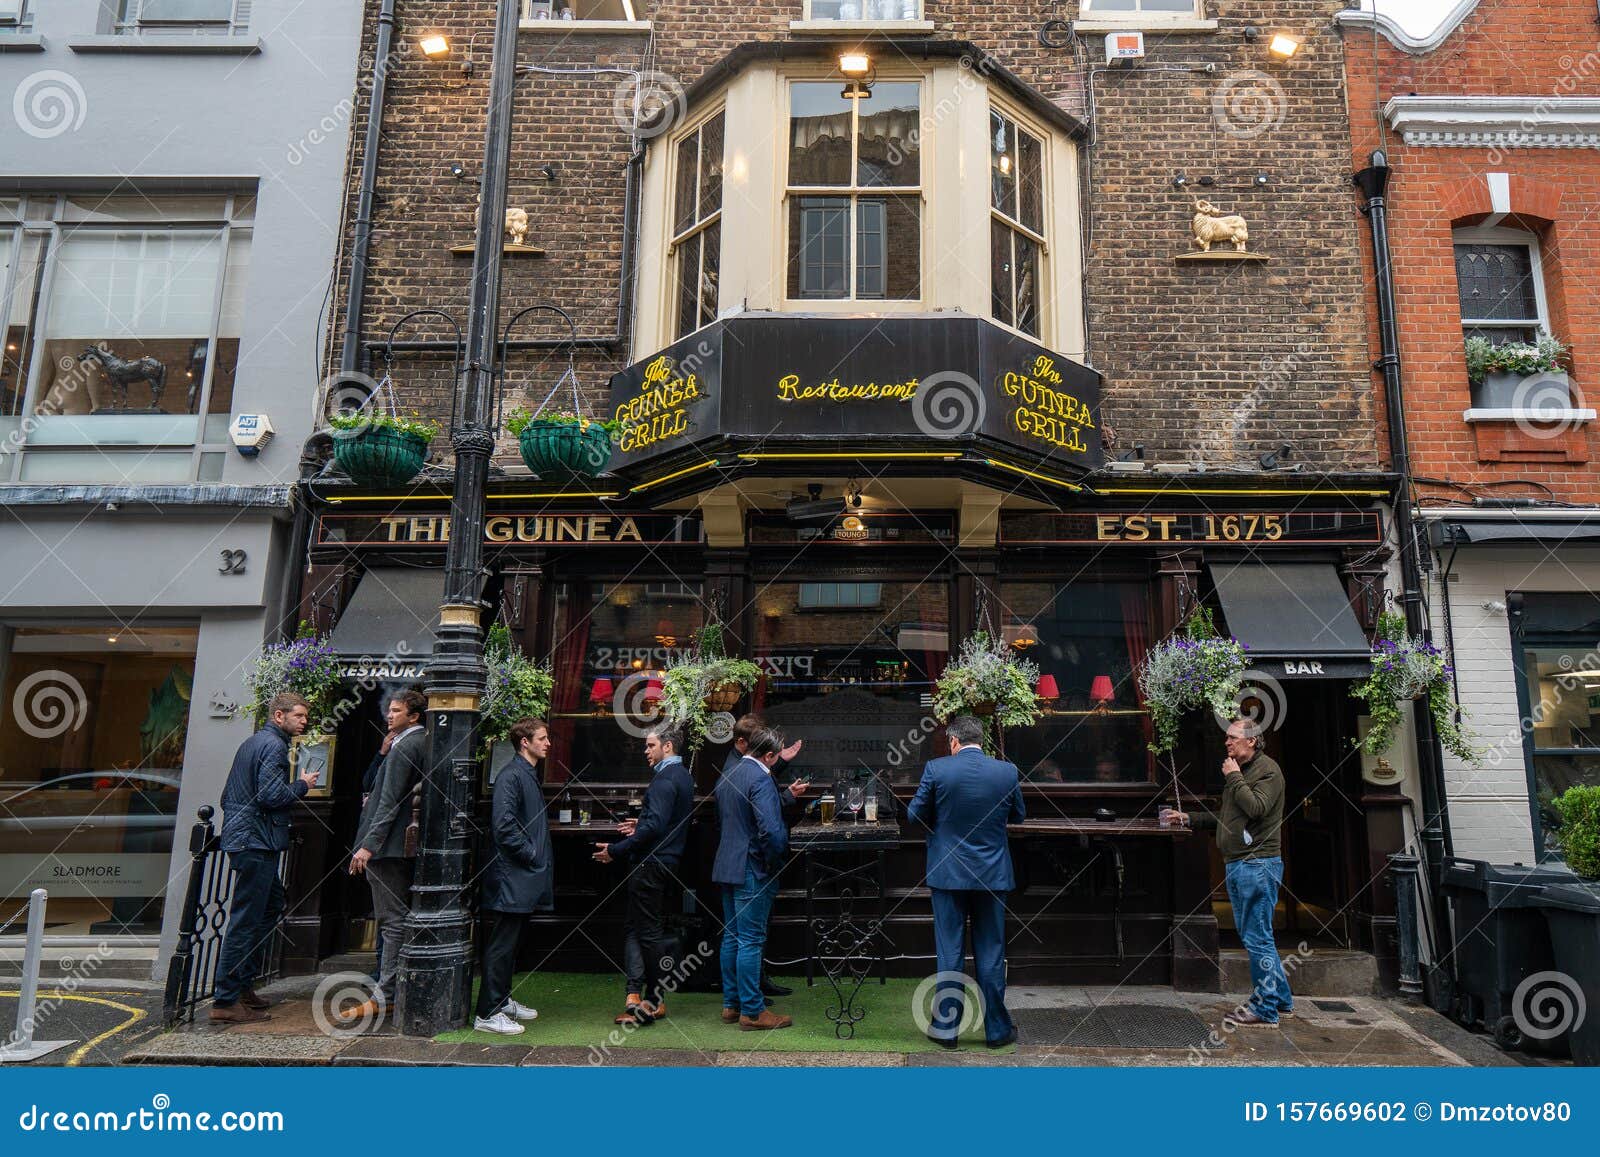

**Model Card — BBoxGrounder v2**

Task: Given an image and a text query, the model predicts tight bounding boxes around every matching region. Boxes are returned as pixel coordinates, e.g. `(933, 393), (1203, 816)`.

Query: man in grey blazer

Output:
(347, 689), (427, 1020)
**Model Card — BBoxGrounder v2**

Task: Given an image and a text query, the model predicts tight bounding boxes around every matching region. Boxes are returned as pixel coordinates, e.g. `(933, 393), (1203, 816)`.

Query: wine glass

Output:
(847, 785), (865, 823)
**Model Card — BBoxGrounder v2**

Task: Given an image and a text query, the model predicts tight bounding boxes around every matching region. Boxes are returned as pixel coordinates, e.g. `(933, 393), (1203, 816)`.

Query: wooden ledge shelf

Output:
(1174, 250), (1271, 264)
(450, 242), (546, 257)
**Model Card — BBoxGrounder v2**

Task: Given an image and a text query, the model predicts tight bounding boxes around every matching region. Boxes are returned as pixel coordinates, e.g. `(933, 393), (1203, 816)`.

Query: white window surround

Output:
(1462, 407), (1595, 423)
(1453, 224), (1551, 340)
(1385, 96), (1600, 148)
(519, 0), (649, 29)
(630, 61), (1085, 360)
(1072, 0), (1215, 33)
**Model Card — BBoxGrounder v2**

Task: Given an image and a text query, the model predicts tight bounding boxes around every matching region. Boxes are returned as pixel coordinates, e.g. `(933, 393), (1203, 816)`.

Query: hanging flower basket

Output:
(1137, 607), (1249, 756)
(329, 414), (436, 487)
(1351, 610), (1478, 764)
(508, 410), (616, 479)
(932, 632), (1041, 728)
(704, 680), (744, 713)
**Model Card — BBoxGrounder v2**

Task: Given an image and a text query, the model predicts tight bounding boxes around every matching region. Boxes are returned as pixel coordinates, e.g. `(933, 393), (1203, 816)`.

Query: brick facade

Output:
(333, 0), (1376, 473)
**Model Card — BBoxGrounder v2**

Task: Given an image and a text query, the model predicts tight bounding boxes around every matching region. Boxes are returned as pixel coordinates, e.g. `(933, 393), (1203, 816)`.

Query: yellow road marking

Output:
(1, 990), (148, 1066)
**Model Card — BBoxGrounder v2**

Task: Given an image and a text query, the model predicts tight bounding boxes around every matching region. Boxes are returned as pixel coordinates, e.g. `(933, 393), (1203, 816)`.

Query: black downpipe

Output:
(275, 0), (396, 640)
(1354, 150), (1456, 999)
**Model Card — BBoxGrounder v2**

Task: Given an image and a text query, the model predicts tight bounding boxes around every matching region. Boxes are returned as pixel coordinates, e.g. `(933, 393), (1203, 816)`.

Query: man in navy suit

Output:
(908, 714), (1025, 1048)
(713, 726), (791, 1030)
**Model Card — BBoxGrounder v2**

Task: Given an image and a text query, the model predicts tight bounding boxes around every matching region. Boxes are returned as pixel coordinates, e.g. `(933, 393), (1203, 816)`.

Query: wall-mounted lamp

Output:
(1172, 170), (1188, 188)
(537, 162), (558, 183)
(1255, 172), (1271, 187)
(839, 51), (875, 100)
(1258, 442), (1294, 471)
(1268, 33), (1301, 60)
(419, 33), (474, 76)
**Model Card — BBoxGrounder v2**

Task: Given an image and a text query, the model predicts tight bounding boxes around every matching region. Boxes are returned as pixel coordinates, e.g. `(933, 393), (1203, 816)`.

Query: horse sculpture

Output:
(79, 346), (170, 411)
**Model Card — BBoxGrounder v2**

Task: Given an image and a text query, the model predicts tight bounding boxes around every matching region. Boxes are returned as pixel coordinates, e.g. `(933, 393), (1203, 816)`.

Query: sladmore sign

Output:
(606, 313), (1104, 476)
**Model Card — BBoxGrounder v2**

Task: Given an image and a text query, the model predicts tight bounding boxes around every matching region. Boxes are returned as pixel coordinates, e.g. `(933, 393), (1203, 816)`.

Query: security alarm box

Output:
(1105, 31), (1145, 64)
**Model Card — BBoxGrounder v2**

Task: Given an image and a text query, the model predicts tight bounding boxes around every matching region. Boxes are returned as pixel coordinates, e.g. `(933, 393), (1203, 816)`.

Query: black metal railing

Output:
(161, 805), (293, 1026)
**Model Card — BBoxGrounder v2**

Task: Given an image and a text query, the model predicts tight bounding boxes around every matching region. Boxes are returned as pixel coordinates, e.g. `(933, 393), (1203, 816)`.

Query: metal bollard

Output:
(0, 889), (75, 1063)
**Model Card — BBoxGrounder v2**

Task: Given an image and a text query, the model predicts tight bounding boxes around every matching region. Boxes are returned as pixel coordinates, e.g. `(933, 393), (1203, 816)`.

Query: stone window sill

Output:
(1463, 407), (1596, 423)
(789, 20), (937, 34)
(519, 20), (651, 34)
(1071, 18), (1218, 34)
(0, 34), (45, 52)
(68, 35), (262, 55)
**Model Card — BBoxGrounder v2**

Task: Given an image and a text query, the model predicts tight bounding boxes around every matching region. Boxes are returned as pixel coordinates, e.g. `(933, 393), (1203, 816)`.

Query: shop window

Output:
(671, 110), (723, 338)
(523, 0), (649, 21)
(997, 581), (1154, 784)
(990, 107), (1045, 338)
(1513, 597), (1600, 861)
(0, 624), (197, 937)
(2, 194), (251, 484)
(548, 580), (704, 786)
(116, 0), (250, 33)
(787, 81), (921, 301)
(1453, 227), (1548, 347)
(751, 577), (948, 786)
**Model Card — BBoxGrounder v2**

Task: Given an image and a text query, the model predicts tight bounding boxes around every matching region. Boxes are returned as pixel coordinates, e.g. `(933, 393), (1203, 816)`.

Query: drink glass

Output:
(1158, 806), (1176, 828)
(578, 809), (591, 827)
(819, 795), (836, 825)
(847, 785), (864, 823)
(864, 794), (879, 823)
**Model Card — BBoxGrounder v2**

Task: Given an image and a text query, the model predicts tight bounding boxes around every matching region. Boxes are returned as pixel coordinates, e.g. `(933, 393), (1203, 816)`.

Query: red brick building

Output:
(1341, 0), (1600, 869)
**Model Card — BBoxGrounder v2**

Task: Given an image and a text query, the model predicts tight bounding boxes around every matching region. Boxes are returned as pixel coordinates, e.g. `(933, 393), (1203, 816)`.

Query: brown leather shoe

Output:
(739, 1009), (793, 1031)
(336, 998), (386, 1024)
(240, 988), (272, 1011)
(209, 1002), (269, 1025)
(721, 1008), (739, 1024)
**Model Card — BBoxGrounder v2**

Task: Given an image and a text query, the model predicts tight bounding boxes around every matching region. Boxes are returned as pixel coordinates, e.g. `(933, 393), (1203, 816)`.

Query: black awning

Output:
(328, 567), (443, 665)
(1432, 518), (1600, 547)
(1210, 562), (1371, 679)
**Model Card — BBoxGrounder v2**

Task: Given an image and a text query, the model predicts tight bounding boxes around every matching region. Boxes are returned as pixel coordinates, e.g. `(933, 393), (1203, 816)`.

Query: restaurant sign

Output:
(607, 314), (1104, 475)
(318, 512), (702, 548)
(1001, 511), (1383, 546)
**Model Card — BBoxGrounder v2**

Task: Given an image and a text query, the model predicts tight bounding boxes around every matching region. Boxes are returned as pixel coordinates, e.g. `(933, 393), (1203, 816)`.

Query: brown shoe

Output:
(209, 1002), (269, 1025)
(721, 1008), (739, 1024)
(642, 1000), (666, 1020)
(336, 998), (386, 1024)
(240, 988), (272, 1011)
(739, 1009), (793, 1031)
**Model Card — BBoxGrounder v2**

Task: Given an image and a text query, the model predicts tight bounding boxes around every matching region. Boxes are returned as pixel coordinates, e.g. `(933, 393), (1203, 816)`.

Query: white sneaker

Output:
(502, 998), (539, 1021)
(473, 1011), (525, 1035)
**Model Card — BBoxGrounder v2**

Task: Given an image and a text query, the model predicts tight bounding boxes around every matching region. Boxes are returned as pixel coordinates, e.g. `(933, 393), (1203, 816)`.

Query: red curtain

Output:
(1122, 584), (1153, 746)
(548, 593), (591, 786)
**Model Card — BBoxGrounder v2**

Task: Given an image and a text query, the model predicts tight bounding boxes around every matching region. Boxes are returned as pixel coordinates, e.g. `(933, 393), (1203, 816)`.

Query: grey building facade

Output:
(0, 0), (361, 977)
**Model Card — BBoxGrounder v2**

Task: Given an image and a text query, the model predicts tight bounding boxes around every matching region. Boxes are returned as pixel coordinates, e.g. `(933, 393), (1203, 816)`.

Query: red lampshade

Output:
(1089, 674), (1115, 704)
(642, 676), (664, 702)
(1035, 674), (1060, 700)
(589, 677), (614, 704)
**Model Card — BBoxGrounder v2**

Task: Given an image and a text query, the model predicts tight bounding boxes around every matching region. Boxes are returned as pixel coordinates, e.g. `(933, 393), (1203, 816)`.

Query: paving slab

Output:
(124, 1032), (349, 1066)
(715, 1050), (905, 1067)
(334, 1037), (530, 1066)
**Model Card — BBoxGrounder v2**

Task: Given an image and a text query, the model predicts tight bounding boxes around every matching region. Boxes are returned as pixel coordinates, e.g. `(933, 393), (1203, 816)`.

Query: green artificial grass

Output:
(436, 971), (1007, 1055)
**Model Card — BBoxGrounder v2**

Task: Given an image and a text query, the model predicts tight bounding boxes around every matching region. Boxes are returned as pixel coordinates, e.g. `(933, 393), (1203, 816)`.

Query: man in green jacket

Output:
(1174, 718), (1294, 1026)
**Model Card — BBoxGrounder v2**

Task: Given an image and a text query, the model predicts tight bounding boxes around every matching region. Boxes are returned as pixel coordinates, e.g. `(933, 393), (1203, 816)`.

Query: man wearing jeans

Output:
(712, 726), (790, 1030)
(1175, 719), (1293, 1025)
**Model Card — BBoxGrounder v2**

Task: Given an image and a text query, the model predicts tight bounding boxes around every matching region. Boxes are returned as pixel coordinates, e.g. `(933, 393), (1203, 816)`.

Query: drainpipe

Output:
(1354, 149), (1456, 1001)
(275, 0), (396, 640)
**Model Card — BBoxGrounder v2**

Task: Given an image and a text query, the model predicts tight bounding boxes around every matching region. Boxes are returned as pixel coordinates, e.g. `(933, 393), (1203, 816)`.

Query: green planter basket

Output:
(333, 426), (430, 487)
(517, 420), (612, 479)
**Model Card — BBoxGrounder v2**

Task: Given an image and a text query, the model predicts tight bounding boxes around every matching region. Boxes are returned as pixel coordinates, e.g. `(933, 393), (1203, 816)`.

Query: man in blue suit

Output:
(713, 726), (791, 1030)
(908, 714), (1025, 1048)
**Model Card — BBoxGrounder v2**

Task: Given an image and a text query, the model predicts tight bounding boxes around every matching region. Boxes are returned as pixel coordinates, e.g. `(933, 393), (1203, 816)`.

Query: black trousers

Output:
(623, 861), (678, 1005)
(214, 849), (284, 1006)
(476, 909), (529, 1018)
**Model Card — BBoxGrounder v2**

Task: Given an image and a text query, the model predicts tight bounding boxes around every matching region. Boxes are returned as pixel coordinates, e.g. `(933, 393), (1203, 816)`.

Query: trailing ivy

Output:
(1350, 611), (1478, 764)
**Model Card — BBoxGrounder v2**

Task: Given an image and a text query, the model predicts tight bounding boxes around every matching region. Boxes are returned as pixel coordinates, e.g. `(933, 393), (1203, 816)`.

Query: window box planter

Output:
(1472, 369), (1572, 411)
(332, 426), (430, 487)
(516, 419), (613, 479)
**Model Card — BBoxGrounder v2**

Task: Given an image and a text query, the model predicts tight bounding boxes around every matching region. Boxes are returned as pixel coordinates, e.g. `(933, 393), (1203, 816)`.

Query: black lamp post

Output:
(397, 0), (524, 1037)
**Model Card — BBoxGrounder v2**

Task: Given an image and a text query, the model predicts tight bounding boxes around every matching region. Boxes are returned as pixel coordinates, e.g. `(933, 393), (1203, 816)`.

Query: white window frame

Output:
(116, 0), (250, 34)
(1, 194), (251, 486)
(782, 75), (926, 306)
(1074, 0), (1214, 33)
(795, 0), (927, 25)
(667, 106), (726, 339)
(988, 97), (1051, 341)
(1452, 224), (1551, 343)
(520, 0), (651, 30)
(0, 1), (31, 30)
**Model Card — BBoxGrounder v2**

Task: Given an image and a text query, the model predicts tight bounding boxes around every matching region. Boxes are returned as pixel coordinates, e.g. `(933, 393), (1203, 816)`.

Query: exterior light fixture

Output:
(1268, 33), (1300, 59)
(418, 34), (451, 58)
(839, 51), (875, 99)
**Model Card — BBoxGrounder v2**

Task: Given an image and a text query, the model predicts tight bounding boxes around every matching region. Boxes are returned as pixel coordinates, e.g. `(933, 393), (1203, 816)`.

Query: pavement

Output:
(104, 973), (1552, 1068)
(0, 979), (166, 1066)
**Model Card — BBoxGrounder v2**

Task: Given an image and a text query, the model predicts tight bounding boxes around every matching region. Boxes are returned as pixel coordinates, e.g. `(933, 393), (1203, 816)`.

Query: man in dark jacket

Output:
(474, 717), (555, 1035)
(1173, 718), (1292, 1025)
(593, 723), (694, 1025)
(908, 714), (1025, 1049)
(714, 726), (791, 1030)
(211, 693), (318, 1023)
(346, 689), (427, 1020)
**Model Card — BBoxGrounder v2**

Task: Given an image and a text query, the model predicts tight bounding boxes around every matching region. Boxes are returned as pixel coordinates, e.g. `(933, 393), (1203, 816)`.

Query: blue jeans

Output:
(1225, 855), (1292, 1022)
(720, 869), (777, 1017)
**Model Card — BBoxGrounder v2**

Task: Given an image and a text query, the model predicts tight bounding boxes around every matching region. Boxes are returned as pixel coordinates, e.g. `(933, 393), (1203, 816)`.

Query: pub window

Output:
(671, 109), (723, 338)
(997, 580), (1154, 784)
(116, 0), (251, 33)
(1453, 227), (1548, 347)
(0, 624), (198, 937)
(787, 80), (921, 301)
(6, 194), (252, 484)
(990, 106), (1045, 338)
(752, 577), (948, 785)
(1512, 594), (1600, 862)
(804, 1), (923, 19)
(547, 580), (705, 786)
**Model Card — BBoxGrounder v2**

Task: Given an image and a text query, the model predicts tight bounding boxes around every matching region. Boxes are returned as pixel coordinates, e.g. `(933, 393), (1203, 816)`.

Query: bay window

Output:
(990, 107), (1045, 337)
(672, 110), (723, 337)
(786, 80), (921, 301)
